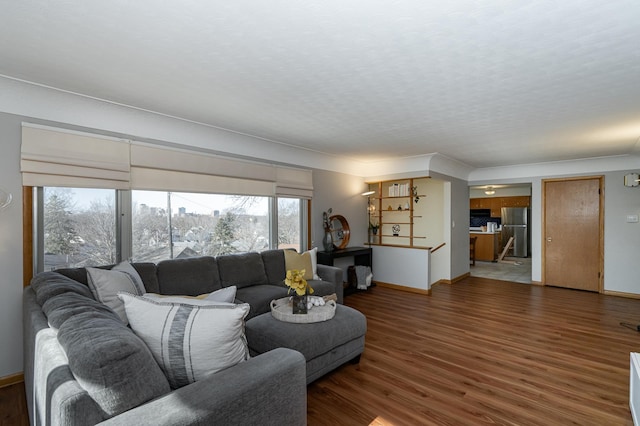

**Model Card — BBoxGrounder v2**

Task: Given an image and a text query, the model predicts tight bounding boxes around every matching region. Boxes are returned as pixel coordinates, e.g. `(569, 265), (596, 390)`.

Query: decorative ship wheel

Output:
(329, 215), (350, 249)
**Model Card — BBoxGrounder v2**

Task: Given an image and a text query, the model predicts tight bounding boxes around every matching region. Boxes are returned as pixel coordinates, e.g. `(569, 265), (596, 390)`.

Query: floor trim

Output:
(375, 281), (431, 295)
(0, 372), (24, 388)
(604, 290), (640, 300)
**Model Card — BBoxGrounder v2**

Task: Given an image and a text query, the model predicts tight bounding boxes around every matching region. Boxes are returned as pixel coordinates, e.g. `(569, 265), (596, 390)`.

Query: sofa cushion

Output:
(245, 304), (367, 361)
(235, 285), (289, 319)
(260, 249), (287, 286)
(144, 285), (237, 304)
(56, 309), (170, 418)
(31, 272), (95, 305)
(119, 293), (251, 389)
(86, 261), (146, 324)
(283, 250), (313, 280)
(217, 252), (268, 289)
(55, 263), (158, 290)
(42, 292), (119, 330)
(156, 256), (220, 295)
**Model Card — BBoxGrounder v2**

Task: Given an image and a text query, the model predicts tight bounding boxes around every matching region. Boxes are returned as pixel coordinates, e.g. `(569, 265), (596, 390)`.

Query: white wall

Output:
(0, 114), (26, 377)
(371, 246), (431, 290)
(603, 171), (640, 293)
(310, 169), (368, 281)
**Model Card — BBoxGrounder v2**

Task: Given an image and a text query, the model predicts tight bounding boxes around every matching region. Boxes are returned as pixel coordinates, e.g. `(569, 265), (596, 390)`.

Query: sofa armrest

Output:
(99, 348), (306, 426)
(317, 264), (344, 304)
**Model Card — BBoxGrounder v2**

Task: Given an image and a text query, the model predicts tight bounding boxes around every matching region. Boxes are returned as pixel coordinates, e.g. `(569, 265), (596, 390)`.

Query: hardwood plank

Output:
(0, 381), (28, 426)
(308, 277), (637, 425)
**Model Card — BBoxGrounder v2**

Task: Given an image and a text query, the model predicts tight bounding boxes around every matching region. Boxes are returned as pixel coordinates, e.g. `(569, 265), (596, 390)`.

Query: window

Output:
(131, 191), (270, 262)
(35, 188), (306, 271)
(277, 198), (302, 252)
(42, 187), (116, 270)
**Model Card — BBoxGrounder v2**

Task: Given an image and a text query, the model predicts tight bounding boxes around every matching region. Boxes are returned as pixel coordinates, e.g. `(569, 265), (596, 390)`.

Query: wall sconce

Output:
(624, 173), (639, 187)
(484, 186), (496, 195)
(0, 187), (12, 210)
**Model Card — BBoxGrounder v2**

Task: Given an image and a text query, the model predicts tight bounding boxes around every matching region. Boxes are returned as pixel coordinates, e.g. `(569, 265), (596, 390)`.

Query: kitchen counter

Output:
(470, 232), (500, 261)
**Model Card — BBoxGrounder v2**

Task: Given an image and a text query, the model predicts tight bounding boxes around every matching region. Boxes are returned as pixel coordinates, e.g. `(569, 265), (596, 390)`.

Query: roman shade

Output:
(129, 143), (276, 196)
(21, 124), (130, 189)
(20, 123), (313, 197)
(275, 166), (313, 199)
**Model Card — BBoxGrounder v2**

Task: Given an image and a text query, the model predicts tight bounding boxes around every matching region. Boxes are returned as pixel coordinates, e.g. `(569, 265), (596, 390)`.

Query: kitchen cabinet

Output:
(470, 232), (499, 261)
(470, 198), (491, 209)
(470, 196), (531, 212)
(490, 198), (502, 217)
(501, 196), (530, 207)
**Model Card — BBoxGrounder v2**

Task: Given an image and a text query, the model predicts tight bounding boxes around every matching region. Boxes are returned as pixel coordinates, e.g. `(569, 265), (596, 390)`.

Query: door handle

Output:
(546, 237), (552, 242)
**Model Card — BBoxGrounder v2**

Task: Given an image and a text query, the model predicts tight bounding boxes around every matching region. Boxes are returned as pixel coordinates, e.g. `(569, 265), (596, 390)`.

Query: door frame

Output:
(541, 175), (604, 292)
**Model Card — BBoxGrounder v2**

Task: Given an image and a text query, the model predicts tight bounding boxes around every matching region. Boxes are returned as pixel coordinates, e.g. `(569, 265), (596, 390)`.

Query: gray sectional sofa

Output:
(23, 249), (346, 425)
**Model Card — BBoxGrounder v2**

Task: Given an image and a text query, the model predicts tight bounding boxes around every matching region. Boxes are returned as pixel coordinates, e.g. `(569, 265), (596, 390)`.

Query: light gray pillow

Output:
(86, 261), (146, 324)
(118, 293), (251, 389)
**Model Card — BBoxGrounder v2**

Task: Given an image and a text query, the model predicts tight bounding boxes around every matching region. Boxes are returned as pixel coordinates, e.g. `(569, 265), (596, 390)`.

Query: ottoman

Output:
(245, 304), (367, 384)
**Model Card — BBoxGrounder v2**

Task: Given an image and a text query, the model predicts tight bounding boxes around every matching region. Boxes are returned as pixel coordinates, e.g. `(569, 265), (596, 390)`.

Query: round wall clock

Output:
(392, 224), (400, 236)
(329, 215), (350, 249)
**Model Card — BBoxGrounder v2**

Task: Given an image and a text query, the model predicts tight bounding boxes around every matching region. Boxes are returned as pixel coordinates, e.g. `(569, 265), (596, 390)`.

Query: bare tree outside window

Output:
(278, 198), (301, 251)
(43, 188), (116, 270)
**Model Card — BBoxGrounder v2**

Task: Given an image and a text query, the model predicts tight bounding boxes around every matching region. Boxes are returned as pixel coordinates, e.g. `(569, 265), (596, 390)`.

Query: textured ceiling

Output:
(1, 1), (640, 168)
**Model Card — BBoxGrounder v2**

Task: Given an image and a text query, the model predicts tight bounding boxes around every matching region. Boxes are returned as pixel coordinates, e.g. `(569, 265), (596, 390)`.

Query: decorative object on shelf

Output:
(368, 220), (379, 244)
(0, 187), (12, 211)
(397, 204), (402, 210)
(322, 208), (333, 251)
(404, 202), (410, 210)
(412, 186), (420, 203)
(284, 269), (314, 314)
(369, 220), (379, 235)
(329, 214), (350, 249)
(387, 205), (393, 211)
(322, 231), (333, 252)
(392, 224), (400, 236)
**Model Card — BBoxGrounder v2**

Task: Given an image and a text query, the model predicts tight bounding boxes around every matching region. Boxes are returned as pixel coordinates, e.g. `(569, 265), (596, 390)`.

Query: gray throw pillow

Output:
(86, 261), (146, 324)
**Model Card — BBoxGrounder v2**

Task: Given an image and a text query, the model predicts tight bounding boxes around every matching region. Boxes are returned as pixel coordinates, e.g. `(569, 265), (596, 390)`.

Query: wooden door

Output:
(543, 177), (603, 292)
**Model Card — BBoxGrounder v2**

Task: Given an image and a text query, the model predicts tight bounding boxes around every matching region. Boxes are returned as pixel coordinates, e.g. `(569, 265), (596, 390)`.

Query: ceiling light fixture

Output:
(484, 187), (495, 195)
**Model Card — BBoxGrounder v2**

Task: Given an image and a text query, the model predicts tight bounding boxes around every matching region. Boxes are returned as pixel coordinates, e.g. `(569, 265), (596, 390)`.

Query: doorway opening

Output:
(468, 183), (532, 284)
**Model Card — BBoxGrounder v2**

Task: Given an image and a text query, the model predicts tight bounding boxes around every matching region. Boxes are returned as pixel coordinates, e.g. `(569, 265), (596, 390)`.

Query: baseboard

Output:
(604, 290), (640, 300)
(433, 272), (470, 286)
(0, 372), (24, 388)
(375, 281), (431, 296)
(531, 280), (544, 286)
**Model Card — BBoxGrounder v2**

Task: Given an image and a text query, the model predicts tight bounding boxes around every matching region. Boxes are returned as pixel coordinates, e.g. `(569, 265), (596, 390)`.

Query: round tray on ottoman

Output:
(270, 297), (336, 323)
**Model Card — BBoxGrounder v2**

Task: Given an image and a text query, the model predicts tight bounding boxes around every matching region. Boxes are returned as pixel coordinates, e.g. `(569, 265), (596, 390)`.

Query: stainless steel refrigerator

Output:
(501, 207), (529, 257)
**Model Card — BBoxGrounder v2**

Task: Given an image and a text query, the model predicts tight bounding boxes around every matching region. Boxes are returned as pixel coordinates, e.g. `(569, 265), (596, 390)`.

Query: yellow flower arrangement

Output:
(284, 269), (314, 296)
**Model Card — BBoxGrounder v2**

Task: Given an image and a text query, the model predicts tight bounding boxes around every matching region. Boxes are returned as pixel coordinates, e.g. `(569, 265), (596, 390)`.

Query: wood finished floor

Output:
(3, 277), (638, 425)
(308, 277), (639, 426)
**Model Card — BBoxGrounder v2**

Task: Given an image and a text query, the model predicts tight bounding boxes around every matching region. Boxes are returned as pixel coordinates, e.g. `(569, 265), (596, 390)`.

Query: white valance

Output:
(21, 123), (313, 198)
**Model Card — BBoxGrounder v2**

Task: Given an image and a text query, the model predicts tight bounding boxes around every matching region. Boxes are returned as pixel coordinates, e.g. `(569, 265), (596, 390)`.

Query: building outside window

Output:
(131, 191), (270, 262)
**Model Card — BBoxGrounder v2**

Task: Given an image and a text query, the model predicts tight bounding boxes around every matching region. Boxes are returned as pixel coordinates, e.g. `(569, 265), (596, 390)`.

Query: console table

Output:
(317, 246), (372, 268)
(317, 247), (373, 294)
